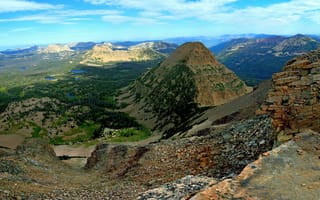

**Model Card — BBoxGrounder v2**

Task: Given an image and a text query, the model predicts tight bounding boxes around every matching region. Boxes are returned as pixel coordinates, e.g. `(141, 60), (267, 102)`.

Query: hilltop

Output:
(119, 42), (252, 137)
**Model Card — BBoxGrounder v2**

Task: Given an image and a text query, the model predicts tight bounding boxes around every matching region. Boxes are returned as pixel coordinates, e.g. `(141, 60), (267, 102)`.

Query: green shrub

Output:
(107, 127), (151, 142)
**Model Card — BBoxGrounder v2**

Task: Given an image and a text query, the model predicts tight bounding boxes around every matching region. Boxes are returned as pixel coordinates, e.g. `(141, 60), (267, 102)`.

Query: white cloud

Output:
(208, 0), (320, 26)
(9, 27), (33, 32)
(0, 9), (120, 24)
(84, 0), (237, 14)
(102, 14), (159, 24)
(0, 0), (62, 13)
(83, 0), (320, 29)
(0, 15), (61, 24)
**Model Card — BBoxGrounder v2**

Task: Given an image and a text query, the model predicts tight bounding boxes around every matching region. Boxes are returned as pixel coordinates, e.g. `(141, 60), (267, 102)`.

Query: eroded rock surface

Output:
(258, 49), (320, 138)
(192, 130), (320, 200)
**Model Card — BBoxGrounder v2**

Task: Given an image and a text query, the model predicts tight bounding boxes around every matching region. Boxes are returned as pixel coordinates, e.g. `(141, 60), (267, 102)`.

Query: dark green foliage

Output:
(136, 63), (201, 136)
(49, 136), (64, 145)
(0, 53), (159, 142)
(31, 126), (42, 138)
(150, 64), (197, 115)
(107, 127), (151, 142)
(219, 54), (290, 85)
(211, 35), (320, 85)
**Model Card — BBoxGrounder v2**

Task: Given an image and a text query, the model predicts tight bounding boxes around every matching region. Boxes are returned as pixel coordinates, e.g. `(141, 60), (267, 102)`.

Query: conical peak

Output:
(160, 42), (220, 68)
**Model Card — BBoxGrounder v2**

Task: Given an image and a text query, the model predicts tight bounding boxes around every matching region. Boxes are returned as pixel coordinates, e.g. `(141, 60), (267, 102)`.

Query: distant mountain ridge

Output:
(210, 34), (320, 85)
(80, 42), (174, 65)
(164, 34), (279, 47)
(37, 44), (73, 54)
(0, 45), (40, 55)
(0, 41), (177, 66)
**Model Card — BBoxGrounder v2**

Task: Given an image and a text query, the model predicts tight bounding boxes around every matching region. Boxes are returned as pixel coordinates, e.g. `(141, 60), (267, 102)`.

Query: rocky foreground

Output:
(0, 115), (275, 199)
(1, 126), (319, 199)
(140, 129), (320, 200)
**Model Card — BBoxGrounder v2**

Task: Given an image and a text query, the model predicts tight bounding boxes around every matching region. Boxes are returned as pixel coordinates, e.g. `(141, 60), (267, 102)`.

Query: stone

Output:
(191, 131), (320, 200)
(258, 49), (320, 138)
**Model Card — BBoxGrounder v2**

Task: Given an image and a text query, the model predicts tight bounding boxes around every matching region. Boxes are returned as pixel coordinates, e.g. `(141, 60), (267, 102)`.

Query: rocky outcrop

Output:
(191, 130), (320, 200)
(138, 130), (319, 200)
(258, 49), (320, 139)
(85, 144), (150, 178)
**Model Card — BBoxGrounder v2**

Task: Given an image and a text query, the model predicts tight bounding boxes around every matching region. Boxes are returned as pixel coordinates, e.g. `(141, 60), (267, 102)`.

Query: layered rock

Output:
(258, 49), (320, 138)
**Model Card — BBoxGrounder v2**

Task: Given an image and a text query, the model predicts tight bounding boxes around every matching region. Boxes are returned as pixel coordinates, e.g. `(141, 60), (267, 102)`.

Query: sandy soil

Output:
(0, 134), (25, 149)
(52, 145), (96, 157)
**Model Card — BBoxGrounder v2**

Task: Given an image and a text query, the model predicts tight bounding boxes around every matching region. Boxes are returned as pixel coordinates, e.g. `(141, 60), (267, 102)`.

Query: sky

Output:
(0, 0), (320, 49)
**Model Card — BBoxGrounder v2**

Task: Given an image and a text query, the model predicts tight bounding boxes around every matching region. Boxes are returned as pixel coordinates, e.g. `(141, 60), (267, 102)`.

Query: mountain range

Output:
(80, 42), (176, 66)
(211, 34), (320, 85)
(1, 36), (320, 199)
(2, 33), (320, 85)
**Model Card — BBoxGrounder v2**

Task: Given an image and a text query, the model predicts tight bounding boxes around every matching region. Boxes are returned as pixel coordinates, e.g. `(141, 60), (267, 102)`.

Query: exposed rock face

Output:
(258, 49), (320, 138)
(81, 42), (164, 65)
(191, 130), (320, 200)
(38, 44), (73, 53)
(120, 42), (251, 135)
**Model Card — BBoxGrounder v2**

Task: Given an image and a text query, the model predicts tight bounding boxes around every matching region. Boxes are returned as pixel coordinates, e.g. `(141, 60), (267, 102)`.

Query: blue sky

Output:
(0, 0), (319, 49)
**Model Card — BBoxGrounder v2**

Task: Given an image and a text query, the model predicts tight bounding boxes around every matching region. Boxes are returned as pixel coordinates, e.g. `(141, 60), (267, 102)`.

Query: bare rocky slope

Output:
(119, 42), (252, 137)
(140, 129), (320, 200)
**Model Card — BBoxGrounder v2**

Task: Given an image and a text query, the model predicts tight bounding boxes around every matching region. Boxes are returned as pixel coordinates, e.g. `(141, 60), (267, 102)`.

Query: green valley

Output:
(0, 48), (163, 145)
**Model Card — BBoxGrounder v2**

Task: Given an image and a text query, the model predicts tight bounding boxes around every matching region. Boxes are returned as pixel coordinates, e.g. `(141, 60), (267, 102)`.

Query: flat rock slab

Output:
(0, 134), (25, 149)
(192, 129), (320, 200)
(52, 145), (95, 157)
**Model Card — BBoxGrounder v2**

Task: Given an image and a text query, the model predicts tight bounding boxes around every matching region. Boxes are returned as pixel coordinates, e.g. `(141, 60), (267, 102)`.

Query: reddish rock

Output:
(191, 130), (320, 200)
(258, 49), (320, 137)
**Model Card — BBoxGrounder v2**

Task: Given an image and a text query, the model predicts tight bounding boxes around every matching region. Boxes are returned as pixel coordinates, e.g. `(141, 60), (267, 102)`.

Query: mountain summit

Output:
(120, 42), (252, 135)
(159, 42), (221, 68)
(158, 42), (252, 106)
